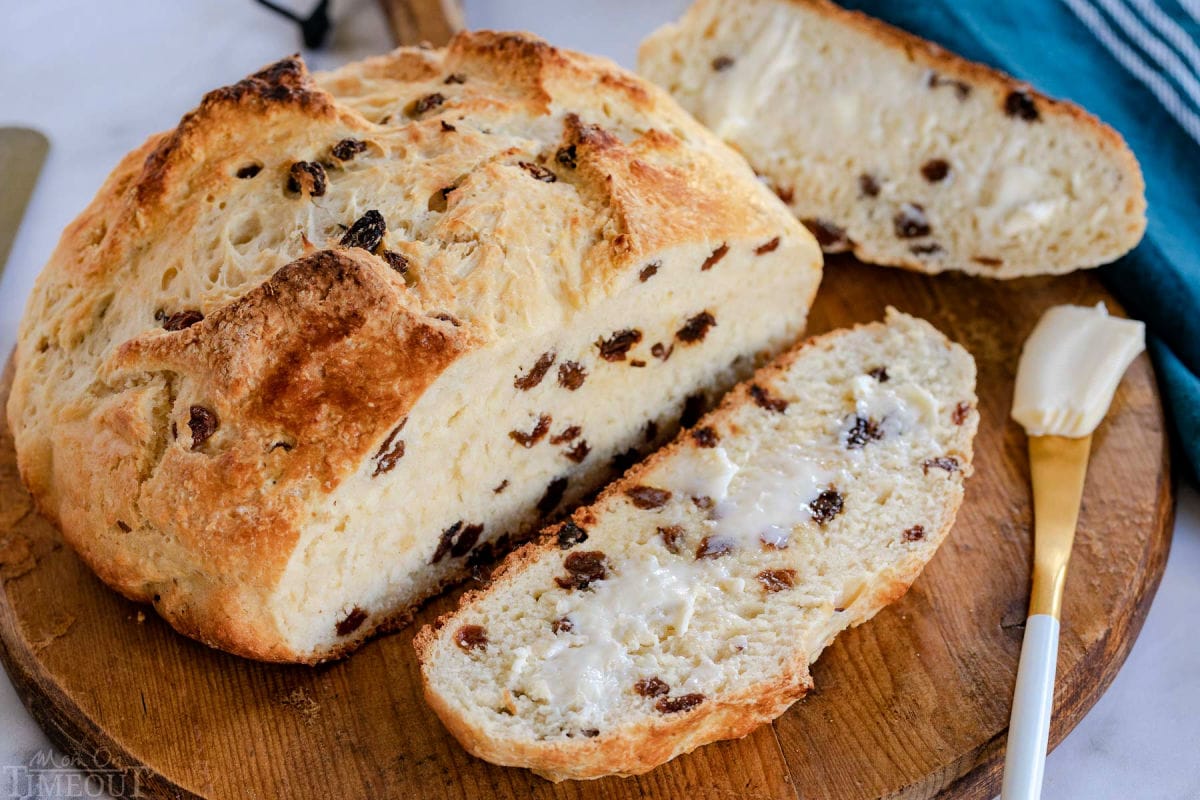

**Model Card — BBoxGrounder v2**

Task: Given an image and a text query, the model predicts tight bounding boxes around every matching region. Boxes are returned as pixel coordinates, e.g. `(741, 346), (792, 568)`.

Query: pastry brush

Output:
(1000, 303), (1145, 800)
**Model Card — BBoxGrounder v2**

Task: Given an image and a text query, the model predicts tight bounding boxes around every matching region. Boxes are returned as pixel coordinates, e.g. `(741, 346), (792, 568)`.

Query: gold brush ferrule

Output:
(1027, 434), (1093, 620)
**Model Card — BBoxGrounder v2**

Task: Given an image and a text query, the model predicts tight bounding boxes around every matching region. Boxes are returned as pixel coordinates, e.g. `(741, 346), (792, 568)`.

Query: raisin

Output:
(910, 243), (943, 255)
(444, 524), (479, 559)
(188, 406), (218, 449)
(845, 416), (883, 449)
(749, 384), (788, 413)
(757, 569), (797, 593)
(801, 218), (849, 249)
(868, 366), (889, 382)
(565, 441), (590, 463)
(696, 536), (734, 559)
(550, 425), (581, 445)
(651, 342), (673, 361)
(918, 157), (951, 182)
(923, 456), (960, 474)
(331, 138), (367, 161)
(287, 161), (326, 196)
(711, 55), (735, 71)
(454, 624), (487, 651)
(692, 426), (719, 448)
(552, 617), (574, 634)
(444, 73), (466, 84)
(555, 144), (577, 169)
(658, 525), (684, 554)
(515, 351), (556, 390)
(676, 311), (716, 344)
(952, 402), (971, 425)
(336, 607), (368, 636)
(162, 310), (203, 331)
(903, 525), (926, 542)
(700, 243), (729, 271)
(755, 236), (781, 255)
(556, 521), (589, 549)
(773, 184), (795, 204)
(494, 479), (509, 494)
(597, 329), (642, 361)
(680, 393), (707, 427)
(466, 541), (495, 575)
(629, 359), (646, 368)
(639, 261), (660, 282)
(382, 250), (410, 277)
(1005, 89), (1039, 121)
(581, 729), (600, 738)
(116, 520), (131, 533)
(341, 210), (386, 252)
(557, 361), (587, 390)
(625, 485), (672, 509)
(431, 521), (463, 564)
(859, 173), (881, 197)
(411, 92), (445, 115)
(927, 72), (972, 99)
(429, 186), (453, 212)
(894, 203), (931, 238)
(372, 419), (407, 476)
(972, 255), (1003, 267)
(235, 164), (261, 179)
(809, 489), (844, 525)
(693, 495), (716, 512)
(440, 120), (456, 132)
(656, 694), (705, 714)
(510, 414), (552, 447)
(635, 677), (670, 697)
(555, 550), (607, 590)
(538, 476), (569, 515)
(518, 161), (557, 182)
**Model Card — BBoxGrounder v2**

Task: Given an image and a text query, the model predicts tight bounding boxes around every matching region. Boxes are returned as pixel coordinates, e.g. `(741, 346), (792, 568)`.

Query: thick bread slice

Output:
(7, 32), (821, 662)
(416, 309), (978, 780)
(638, 0), (1146, 278)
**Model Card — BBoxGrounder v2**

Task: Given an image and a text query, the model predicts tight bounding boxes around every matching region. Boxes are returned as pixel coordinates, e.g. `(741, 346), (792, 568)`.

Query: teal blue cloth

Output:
(844, 1), (1200, 481)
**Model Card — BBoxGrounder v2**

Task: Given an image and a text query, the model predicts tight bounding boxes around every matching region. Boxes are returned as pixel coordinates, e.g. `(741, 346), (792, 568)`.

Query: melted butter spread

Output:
(1012, 303), (1145, 437)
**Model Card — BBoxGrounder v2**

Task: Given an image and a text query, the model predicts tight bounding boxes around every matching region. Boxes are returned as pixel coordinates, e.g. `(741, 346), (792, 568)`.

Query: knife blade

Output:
(0, 127), (49, 280)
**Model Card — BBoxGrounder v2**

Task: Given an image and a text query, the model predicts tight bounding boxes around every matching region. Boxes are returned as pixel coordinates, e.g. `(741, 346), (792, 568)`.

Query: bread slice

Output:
(7, 32), (822, 662)
(416, 309), (978, 780)
(638, 0), (1146, 278)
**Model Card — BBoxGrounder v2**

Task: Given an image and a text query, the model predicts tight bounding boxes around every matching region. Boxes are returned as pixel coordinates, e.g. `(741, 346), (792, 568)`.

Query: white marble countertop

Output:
(1, 2), (1197, 798)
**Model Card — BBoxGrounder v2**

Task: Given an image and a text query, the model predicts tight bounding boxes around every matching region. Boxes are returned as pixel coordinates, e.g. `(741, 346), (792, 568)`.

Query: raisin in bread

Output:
(638, 0), (1146, 278)
(8, 31), (822, 663)
(416, 309), (977, 780)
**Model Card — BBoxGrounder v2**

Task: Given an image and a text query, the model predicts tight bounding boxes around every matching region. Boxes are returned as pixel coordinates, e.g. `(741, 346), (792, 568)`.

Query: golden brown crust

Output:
(10, 31), (810, 661)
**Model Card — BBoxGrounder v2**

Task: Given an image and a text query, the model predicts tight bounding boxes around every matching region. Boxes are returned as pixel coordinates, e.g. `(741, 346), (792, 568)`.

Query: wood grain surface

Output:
(0, 258), (1174, 800)
(377, 0), (464, 46)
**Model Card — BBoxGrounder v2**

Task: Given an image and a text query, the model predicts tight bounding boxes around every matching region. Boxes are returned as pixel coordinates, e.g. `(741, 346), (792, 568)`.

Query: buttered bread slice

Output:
(416, 310), (978, 780)
(639, 0), (1146, 277)
(8, 32), (821, 662)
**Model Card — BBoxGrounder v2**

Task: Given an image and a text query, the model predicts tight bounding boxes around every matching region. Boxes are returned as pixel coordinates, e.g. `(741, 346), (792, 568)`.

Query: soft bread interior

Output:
(638, 0), (1145, 277)
(418, 310), (977, 779)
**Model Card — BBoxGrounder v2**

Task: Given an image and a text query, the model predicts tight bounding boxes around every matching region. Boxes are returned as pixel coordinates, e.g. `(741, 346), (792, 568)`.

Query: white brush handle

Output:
(1001, 614), (1060, 800)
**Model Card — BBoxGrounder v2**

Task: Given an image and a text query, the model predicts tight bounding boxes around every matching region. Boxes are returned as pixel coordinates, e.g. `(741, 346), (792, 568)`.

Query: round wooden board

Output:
(0, 258), (1174, 800)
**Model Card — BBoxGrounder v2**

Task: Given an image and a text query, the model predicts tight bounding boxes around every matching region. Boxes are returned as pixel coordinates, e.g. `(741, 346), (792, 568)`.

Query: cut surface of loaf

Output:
(8, 32), (821, 662)
(416, 310), (978, 780)
(638, 0), (1146, 277)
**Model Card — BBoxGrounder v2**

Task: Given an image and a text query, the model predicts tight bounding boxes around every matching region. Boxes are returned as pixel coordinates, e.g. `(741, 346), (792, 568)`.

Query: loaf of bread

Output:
(8, 32), (822, 662)
(639, 0), (1146, 278)
(416, 309), (978, 780)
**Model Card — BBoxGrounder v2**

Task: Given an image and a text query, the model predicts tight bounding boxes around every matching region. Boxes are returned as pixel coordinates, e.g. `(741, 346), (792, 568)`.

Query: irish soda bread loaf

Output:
(416, 310), (978, 780)
(639, 0), (1146, 277)
(8, 32), (822, 662)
